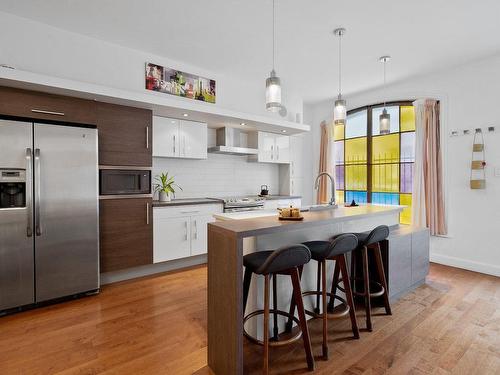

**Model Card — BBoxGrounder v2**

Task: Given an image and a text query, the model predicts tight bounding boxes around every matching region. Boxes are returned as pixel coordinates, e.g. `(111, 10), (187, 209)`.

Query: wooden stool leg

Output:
(361, 245), (372, 331)
(291, 268), (315, 371)
(321, 260), (328, 359)
(314, 261), (321, 314)
(284, 266), (304, 333)
(373, 242), (392, 315)
(263, 274), (270, 375)
(272, 274), (279, 340)
(243, 267), (252, 314)
(350, 249), (357, 294)
(339, 253), (360, 339)
(327, 259), (340, 313)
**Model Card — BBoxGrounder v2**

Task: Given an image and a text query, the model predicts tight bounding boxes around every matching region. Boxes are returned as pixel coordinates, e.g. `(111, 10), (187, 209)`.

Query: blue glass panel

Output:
(345, 191), (367, 204)
(334, 141), (344, 165)
(372, 106), (400, 135)
(345, 110), (367, 139)
(371, 192), (399, 205)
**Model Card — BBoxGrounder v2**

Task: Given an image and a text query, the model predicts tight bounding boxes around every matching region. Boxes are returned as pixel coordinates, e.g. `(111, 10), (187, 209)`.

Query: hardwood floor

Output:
(0, 263), (499, 375)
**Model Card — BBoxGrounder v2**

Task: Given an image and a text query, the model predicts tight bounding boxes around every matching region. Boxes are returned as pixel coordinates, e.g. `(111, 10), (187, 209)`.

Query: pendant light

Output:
(379, 55), (391, 135)
(333, 27), (346, 126)
(265, 0), (281, 112)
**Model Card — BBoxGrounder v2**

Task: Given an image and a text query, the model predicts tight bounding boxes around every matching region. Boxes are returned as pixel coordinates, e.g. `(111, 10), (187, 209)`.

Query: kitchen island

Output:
(207, 204), (429, 375)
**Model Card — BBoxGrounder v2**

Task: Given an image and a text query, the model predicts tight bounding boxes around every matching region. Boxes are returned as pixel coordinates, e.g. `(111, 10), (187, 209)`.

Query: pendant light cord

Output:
(272, 0), (275, 71)
(383, 58), (386, 108)
(338, 32), (342, 96)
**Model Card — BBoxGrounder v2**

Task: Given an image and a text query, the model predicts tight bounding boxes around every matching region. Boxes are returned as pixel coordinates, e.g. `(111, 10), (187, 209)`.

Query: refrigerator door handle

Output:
(34, 148), (42, 236)
(26, 148), (33, 237)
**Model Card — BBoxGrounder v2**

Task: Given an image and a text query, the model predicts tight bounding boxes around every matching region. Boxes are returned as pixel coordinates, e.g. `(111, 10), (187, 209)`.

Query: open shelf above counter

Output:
(0, 67), (310, 135)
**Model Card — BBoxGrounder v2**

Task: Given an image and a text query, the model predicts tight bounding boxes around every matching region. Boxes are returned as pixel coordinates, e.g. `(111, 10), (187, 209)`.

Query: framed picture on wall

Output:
(145, 62), (216, 104)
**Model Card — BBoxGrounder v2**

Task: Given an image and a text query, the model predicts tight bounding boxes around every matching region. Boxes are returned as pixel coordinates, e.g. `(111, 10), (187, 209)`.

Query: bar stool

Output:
(349, 225), (392, 331)
(243, 244), (315, 374)
(285, 234), (360, 360)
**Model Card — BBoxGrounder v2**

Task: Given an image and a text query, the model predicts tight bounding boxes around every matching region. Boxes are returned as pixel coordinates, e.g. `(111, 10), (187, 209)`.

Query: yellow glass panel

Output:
(401, 106), (415, 132)
(372, 164), (399, 192)
(400, 193), (412, 225)
(335, 190), (345, 205)
(334, 124), (344, 141)
(345, 137), (367, 164)
(372, 134), (399, 163)
(345, 165), (367, 190)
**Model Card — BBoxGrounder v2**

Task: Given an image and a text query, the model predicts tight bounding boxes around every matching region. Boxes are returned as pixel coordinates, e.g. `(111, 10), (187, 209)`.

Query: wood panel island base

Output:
(207, 205), (430, 375)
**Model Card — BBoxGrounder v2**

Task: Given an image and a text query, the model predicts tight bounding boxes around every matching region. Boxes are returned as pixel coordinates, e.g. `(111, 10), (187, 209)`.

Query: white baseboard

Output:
(430, 253), (500, 277)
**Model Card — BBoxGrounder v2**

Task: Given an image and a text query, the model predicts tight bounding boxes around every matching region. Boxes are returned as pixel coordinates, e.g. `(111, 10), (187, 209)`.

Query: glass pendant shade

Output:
(334, 96), (346, 125)
(379, 108), (391, 134)
(265, 69), (281, 112)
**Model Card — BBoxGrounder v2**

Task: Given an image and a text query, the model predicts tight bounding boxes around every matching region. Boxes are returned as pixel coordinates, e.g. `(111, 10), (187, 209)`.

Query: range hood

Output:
(207, 127), (258, 156)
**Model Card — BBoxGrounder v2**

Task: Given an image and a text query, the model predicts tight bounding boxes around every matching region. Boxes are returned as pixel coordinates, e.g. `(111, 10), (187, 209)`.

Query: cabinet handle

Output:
(277, 145), (280, 160)
(291, 161), (294, 176)
(173, 135), (176, 155)
(184, 221), (188, 241)
(146, 126), (149, 149)
(181, 210), (200, 214)
(31, 109), (65, 116)
(291, 180), (294, 194)
(146, 202), (150, 225)
(271, 145), (274, 160)
(194, 220), (198, 240)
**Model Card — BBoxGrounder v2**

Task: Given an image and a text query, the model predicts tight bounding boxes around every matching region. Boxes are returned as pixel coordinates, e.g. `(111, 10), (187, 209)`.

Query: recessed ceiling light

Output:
(240, 122), (246, 126)
(183, 113), (189, 117)
(281, 130), (287, 133)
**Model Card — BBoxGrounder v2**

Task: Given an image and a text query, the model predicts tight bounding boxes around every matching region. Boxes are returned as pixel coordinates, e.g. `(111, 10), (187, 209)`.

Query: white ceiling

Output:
(2, 0), (500, 103)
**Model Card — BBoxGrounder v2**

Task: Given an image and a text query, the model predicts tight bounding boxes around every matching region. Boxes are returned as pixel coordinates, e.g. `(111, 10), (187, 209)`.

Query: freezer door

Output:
(34, 123), (99, 302)
(0, 120), (35, 310)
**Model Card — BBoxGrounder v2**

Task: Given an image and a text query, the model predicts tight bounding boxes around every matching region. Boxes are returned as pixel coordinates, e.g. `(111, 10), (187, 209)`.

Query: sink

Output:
(301, 204), (338, 212)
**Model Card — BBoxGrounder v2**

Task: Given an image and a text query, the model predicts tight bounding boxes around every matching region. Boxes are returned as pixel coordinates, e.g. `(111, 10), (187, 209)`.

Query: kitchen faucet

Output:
(314, 172), (336, 206)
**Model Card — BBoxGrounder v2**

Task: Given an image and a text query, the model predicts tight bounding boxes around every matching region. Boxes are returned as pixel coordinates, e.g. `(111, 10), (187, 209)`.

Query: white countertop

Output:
(214, 209), (279, 221)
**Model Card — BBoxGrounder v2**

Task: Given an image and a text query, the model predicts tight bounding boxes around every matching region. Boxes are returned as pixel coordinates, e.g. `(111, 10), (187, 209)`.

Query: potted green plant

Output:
(154, 172), (182, 202)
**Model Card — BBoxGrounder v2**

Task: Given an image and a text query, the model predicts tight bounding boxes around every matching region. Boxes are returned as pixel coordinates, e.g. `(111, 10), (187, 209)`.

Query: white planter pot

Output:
(159, 191), (171, 202)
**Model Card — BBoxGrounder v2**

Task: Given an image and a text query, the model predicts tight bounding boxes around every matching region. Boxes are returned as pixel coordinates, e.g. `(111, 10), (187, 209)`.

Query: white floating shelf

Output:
(0, 67), (310, 135)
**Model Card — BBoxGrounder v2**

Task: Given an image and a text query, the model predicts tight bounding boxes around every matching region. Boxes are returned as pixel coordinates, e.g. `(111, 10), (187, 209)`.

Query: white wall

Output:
(304, 53), (500, 277)
(153, 128), (279, 198)
(0, 11), (303, 121)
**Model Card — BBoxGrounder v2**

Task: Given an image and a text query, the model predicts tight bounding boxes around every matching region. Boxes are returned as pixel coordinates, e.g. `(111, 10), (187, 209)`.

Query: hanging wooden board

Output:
(470, 129), (486, 189)
(470, 179), (486, 189)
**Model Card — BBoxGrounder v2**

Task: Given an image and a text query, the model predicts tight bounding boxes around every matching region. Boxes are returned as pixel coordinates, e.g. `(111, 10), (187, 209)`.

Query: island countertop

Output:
(210, 204), (404, 238)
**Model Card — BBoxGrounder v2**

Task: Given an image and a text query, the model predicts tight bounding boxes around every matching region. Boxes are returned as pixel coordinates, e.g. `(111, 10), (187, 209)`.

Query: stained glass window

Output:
(333, 102), (416, 225)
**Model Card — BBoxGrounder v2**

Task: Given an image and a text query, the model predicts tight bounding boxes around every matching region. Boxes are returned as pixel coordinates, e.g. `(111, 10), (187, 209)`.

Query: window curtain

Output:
(412, 99), (447, 235)
(317, 121), (334, 204)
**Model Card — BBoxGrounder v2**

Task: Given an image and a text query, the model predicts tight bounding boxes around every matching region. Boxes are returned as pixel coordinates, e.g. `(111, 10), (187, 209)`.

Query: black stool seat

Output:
(243, 250), (273, 273)
(242, 244), (315, 373)
(342, 225), (390, 248)
(347, 225), (392, 332)
(287, 234), (360, 360)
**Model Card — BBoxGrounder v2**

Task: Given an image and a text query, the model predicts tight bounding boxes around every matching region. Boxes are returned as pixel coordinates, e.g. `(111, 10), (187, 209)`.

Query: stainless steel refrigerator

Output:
(0, 119), (99, 312)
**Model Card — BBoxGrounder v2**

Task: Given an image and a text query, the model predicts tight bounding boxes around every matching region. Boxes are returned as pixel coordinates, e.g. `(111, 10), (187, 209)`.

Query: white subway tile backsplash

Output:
(153, 154), (279, 199)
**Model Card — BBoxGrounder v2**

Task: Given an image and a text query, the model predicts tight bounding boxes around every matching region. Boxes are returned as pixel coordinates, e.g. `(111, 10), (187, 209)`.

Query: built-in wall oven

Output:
(99, 167), (151, 197)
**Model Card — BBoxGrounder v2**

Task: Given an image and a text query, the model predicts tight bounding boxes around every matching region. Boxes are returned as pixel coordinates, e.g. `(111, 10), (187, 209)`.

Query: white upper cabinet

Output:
(179, 120), (207, 159)
(248, 131), (290, 163)
(153, 117), (179, 157)
(153, 116), (207, 159)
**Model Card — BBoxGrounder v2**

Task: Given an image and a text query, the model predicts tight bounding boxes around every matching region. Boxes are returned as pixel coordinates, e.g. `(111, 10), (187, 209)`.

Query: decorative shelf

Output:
(470, 129), (486, 190)
(0, 67), (310, 135)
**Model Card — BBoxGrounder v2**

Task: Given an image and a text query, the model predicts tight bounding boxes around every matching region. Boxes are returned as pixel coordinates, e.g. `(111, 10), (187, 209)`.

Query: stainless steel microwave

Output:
(99, 169), (151, 196)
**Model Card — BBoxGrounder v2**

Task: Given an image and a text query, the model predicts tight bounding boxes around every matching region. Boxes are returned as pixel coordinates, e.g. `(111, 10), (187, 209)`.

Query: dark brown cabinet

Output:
(0, 86), (97, 125)
(97, 102), (152, 166)
(99, 198), (153, 272)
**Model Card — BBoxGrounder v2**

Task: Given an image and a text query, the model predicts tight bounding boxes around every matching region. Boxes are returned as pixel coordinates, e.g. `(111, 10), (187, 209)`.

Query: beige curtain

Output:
(317, 121), (333, 204)
(412, 99), (447, 235)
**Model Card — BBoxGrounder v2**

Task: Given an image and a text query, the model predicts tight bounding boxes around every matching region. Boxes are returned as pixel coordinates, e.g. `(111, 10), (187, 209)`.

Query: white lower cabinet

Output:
(153, 204), (222, 263)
